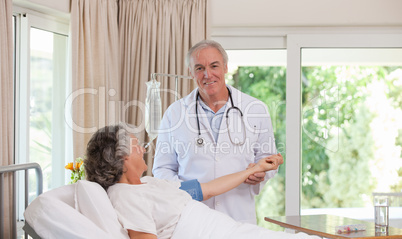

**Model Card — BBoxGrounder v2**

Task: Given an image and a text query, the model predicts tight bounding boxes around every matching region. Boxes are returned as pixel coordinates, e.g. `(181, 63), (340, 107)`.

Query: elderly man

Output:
(153, 39), (283, 224)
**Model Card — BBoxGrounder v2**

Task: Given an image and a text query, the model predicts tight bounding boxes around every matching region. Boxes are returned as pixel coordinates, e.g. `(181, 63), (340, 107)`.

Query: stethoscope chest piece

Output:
(196, 137), (205, 147)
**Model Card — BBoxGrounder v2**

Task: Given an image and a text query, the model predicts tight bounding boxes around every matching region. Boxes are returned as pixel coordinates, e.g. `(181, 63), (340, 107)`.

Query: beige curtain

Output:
(0, 0), (14, 237)
(71, 0), (207, 172)
(70, 0), (121, 158)
(119, 0), (207, 175)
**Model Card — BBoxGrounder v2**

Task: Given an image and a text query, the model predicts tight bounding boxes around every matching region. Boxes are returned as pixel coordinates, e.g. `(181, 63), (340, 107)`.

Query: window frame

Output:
(286, 33), (402, 216)
(212, 30), (402, 217)
(13, 9), (70, 218)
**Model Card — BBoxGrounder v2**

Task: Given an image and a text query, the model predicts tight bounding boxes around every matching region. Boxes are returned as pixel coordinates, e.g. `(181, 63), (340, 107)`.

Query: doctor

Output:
(152, 39), (283, 224)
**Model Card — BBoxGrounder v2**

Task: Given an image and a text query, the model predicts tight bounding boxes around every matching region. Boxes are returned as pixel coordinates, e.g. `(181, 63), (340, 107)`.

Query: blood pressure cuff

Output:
(179, 179), (204, 201)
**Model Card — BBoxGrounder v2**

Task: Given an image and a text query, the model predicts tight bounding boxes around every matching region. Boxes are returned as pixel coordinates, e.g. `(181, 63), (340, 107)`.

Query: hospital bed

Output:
(4, 164), (319, 239)
(0, 163), (43, 239)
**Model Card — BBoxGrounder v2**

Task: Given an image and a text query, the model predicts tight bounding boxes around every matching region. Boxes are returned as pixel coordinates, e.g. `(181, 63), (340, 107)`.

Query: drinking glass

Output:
(374, 196), (389, 230)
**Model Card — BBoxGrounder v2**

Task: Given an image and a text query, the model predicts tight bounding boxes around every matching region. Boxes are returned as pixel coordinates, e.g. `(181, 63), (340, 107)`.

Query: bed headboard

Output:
(0, 163), (43, 239)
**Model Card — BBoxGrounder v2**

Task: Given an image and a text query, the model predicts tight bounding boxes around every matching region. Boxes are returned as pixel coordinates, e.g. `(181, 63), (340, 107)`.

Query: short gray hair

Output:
(185, 39), (228, 69)
(84, 123), (135, 190)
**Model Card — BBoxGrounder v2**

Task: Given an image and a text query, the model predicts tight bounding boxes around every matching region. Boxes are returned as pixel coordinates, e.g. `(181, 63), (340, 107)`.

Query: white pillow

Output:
(24, 184), (112, 239)
(75, 180), (128, 238)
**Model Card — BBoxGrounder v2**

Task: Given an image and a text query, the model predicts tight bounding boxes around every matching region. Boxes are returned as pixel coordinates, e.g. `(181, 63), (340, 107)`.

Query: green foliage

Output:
(31, 114), (52, 154)
(300, 66), (402, 209)
(391, 168), (402, 192)
(322, 104), (375, 207)
(30, 113), (53, 188)
(255, 167), (286, 228)
(227, 64), (402, 223)
(231, 66), (286, 153)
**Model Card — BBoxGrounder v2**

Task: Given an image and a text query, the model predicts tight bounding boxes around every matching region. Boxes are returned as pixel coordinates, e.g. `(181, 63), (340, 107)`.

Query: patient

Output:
(84, 123), (318, 239)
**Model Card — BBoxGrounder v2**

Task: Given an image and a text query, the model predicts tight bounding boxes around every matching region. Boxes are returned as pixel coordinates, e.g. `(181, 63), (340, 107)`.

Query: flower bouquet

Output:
(65, 157), (86, 184)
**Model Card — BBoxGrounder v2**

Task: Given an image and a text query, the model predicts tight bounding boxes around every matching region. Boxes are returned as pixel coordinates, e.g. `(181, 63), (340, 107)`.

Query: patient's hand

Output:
(257, 153), (282, 171)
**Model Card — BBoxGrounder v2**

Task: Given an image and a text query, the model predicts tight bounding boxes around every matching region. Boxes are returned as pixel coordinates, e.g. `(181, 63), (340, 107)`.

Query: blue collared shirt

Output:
(197, 97), (227, 143)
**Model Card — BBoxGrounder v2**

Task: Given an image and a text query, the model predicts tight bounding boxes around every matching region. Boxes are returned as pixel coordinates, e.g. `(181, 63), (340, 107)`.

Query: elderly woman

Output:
(84, 123), (318, 239)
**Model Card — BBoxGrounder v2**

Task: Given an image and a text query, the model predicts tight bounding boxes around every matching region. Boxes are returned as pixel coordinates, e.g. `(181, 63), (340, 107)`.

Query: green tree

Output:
(300, 66), (374, 208)
(228, 64), (402, 224)
(322, 103), (375, 207)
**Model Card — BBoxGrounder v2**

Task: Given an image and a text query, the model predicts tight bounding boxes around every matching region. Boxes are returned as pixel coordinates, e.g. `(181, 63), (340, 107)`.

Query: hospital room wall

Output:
(209, 0), (402, 27)
(13, 0), (402, 27)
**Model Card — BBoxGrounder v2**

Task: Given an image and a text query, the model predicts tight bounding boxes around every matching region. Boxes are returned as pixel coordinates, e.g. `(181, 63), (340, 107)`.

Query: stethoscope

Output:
(195, 87), (246, 147)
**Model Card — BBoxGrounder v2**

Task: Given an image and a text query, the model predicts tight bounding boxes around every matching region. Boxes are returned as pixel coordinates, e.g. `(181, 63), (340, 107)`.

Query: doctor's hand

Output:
(244, 153), (283, 185)
(244, 168), (265, 185)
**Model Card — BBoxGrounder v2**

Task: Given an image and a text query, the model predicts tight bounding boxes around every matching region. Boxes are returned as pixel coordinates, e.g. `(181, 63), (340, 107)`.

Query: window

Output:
(28, 26), (69, 189)
(14, 12), (70, 219)
(300, 48), (402, 221)
(285, 34), (402, 225)
(215, 33), (402, 227)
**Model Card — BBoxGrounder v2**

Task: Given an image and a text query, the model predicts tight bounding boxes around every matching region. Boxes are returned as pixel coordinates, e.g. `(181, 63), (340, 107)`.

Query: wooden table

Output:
(264, 215), (402, 238)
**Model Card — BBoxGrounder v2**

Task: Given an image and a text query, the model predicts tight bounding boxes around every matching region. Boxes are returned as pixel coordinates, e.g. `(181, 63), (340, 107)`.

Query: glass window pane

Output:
(29, 27), (68, 192)
(30, 28), (54, 191)
(226, 49), (286, 229)
(300, 48), (402, 226)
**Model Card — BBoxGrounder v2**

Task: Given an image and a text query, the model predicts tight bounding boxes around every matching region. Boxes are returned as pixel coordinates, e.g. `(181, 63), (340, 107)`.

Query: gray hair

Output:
(84, 123), (134, 190)
(185, 39), (228, 69)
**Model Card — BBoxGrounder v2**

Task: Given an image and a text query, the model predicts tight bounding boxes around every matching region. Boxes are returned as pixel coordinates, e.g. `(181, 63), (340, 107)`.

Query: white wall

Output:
(13, 0), (70, 20)
(209, 0), (402, 49)
(13, 0), (402, 28)
(210, 0), (402, 27)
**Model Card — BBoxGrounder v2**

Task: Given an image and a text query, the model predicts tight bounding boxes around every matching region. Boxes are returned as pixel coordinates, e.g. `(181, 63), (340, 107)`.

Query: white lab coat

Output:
(153, 85), (278, 224)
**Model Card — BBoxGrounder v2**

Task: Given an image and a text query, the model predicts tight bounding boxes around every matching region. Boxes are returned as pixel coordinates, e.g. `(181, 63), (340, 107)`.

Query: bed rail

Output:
(0, 163), (43, 239)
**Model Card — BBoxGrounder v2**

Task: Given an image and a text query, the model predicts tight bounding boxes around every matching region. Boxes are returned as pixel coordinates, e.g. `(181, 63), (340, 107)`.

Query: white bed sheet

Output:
(25, 180), (320, 239)
(172, 200), (321, 239)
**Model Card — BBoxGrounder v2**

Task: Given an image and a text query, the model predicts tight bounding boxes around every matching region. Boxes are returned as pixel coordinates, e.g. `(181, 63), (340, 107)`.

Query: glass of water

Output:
(374, 196), (389, 229)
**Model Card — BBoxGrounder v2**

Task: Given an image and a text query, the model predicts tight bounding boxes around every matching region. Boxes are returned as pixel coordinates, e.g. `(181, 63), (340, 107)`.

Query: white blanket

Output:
(172, 200), (321, 239)
(25, 181), (320, 239)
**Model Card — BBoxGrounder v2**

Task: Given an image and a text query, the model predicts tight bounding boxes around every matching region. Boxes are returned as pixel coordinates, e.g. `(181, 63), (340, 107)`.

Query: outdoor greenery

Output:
(227, 65), (402, 228)
(29, 52), (54, 192)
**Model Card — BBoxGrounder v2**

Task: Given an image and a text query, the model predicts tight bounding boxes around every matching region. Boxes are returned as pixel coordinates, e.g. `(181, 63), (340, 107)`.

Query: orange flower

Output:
(76, 161), (83, 170)
(65, 162), (74, 171)
(65, 157), (86, 184)
(65, 159), (84, 172)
